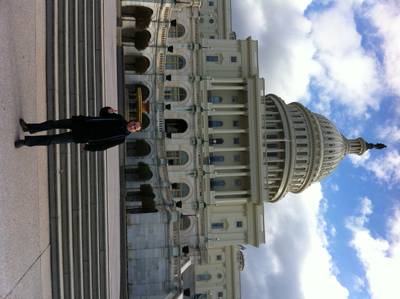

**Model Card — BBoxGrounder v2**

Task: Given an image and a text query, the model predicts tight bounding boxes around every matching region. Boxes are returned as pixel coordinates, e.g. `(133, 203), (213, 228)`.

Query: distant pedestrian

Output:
(15, 107), (141, 151)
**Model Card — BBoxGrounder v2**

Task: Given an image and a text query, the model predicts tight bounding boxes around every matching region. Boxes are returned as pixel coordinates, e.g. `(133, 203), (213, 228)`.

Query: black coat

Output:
(71, 107), (130, 151)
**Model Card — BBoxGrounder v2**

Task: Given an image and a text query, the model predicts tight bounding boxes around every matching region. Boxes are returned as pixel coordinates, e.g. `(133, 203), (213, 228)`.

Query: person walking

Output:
(15, 106), (141, 151)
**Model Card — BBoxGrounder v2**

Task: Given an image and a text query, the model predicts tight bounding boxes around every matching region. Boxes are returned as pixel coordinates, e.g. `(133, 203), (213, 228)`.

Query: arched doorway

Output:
(126, 83), (150, 104)
(124, 55), (150, 74)
(140, 113), (150, 130)
(126, 184), (157, 214)
(121, 6), (153, 30)
(125, 162), (153, 182)
(165, 119), (188, 137)
(122, 28), (151, 50)
(126, 140), (151, 157)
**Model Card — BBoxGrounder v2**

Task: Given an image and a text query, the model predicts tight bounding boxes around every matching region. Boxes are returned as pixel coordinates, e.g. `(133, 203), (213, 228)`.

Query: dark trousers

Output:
(24, 119), (77, 146)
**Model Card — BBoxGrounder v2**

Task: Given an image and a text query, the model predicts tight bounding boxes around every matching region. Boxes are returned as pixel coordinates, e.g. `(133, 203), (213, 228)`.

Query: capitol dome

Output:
(262, 94), (383, 202)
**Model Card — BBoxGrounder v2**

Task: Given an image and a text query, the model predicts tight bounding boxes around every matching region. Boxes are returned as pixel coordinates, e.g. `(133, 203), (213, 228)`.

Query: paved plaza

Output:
(0, 0), (51, 298)
(0, 1), (120, 298)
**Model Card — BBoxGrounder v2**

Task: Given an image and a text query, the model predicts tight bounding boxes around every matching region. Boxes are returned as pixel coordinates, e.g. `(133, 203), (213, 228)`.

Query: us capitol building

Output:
(118, 1), (382, 298)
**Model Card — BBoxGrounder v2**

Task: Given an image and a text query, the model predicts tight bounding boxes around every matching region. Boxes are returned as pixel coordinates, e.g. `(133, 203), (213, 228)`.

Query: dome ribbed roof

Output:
(262, 94), (371, 202)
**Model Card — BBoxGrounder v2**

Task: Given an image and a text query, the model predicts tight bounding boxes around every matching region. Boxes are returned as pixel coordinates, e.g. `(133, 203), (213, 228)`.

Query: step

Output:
(46, 0), (107, 298)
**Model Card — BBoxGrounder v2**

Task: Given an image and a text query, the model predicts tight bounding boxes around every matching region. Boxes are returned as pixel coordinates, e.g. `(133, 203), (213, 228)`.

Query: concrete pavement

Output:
(0, 0), (121, 297)
(0, 0), (51, 298)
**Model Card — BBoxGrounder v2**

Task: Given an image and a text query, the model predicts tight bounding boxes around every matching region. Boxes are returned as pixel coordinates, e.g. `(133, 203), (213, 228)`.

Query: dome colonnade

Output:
(262, 94), (385, 202)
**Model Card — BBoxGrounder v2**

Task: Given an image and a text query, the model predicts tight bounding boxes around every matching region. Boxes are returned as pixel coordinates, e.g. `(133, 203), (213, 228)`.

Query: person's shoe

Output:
(19, 118), (29, 132)
(14, 139), (25, 148)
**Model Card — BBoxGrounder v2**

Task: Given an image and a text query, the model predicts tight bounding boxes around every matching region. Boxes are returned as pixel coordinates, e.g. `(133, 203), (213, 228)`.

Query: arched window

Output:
(180, 215), (191, 231)
(166, 151), (189, 166)
(208, 96), (222, 103)
(126, 140), (151, 157)
(164, 87), (187, 102)
(171, 183), (190, 198)
(168, 23), (185, 38)
(166, 55), (186, 70)
(124, 55), (150, 74)
(165, 119), (188, 136)
(208, 120), (223, 127)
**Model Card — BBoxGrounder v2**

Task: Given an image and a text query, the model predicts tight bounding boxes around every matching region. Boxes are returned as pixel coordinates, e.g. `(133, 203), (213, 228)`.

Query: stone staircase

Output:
(46, 0), (107, 298)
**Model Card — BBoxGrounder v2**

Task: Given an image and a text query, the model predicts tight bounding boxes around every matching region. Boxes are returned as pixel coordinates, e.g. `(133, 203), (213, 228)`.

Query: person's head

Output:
(127, 121), (141, 133)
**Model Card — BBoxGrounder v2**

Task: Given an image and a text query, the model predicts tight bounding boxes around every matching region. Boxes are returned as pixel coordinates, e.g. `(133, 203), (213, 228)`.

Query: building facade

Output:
(118, 1), (379, 298)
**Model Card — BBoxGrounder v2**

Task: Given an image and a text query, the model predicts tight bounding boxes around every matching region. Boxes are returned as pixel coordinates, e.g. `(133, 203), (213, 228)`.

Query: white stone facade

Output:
(119, 1), (375, 299)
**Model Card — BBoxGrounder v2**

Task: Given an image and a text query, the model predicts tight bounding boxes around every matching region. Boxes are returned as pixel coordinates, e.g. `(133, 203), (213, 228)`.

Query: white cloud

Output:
(241, 184), (349, 299)
(346, 198), (400, 299)
(368, 1), (400, 99)
(348, 144), (400, 186)
(232, 0), (318, 102)
(348, 149), (371, 166)
(232, 0), (383, 117)
(376, 125), (400, 143)
(309, 0), (382, 117)
(365, 150), (400, 184)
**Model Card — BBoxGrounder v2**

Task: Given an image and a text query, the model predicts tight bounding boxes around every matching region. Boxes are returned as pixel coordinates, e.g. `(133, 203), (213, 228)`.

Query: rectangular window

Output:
(208, 1), (214, 6)
(234, 179), (242, 186)
(236, 221), (243, 228)
(233, 120), (240, 127)
(197, 273), (212, 281)
(210, 155), (225, 163)
(209, 35), (215, 39)
(211, 179), (226, 188)
(230, 56), (237, 62)
(206, 55), (219, 62)
(233, 137), (240, 144)
(231, 96), (239, 103)
(209, 120), (223, 127)
(212, 222), (224, 229)
(218, 292), (224, 297)
(233, 154), (241, 162)
(216, 255), (222, 261)
(208, 96), (222, 103)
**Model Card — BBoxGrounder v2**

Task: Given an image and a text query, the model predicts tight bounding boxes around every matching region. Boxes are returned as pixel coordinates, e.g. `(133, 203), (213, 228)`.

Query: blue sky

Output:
(231, 1), (400, 299)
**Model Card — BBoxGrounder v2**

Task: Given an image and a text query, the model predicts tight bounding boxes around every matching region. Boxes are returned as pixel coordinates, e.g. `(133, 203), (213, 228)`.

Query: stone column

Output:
(208, 111), (247, 116)
(208, 128), (247, 134)
(208, 104), (246, 109)
(209, 146), (248, 152)
(215, 198), (248, 205)
(214, 190), (250, 197)
(214, 172), (250, 177)
(214, 165), (249, 170)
